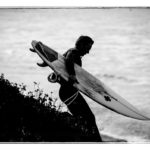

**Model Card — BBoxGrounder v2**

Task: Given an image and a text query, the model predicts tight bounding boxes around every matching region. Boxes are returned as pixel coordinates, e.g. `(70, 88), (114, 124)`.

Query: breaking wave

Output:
(96, 73), (137, 83)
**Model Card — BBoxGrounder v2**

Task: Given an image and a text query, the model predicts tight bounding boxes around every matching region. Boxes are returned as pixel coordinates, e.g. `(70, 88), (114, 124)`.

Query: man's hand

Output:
(68, 75), (78, 85)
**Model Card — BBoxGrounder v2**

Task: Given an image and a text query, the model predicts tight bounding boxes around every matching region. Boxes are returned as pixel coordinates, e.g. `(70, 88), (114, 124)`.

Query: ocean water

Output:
(0, 8), (150, 142)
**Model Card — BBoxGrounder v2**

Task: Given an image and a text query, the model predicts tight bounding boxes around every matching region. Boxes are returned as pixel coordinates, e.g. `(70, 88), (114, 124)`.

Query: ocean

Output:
(0, 8), (150, 143)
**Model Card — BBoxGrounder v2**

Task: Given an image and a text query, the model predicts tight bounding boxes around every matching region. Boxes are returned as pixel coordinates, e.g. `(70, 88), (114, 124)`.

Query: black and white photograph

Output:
(0, 5), (150, 144)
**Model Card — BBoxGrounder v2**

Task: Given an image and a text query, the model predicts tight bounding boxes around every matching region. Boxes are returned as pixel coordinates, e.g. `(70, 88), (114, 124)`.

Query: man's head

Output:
(75, 35), (94, 56)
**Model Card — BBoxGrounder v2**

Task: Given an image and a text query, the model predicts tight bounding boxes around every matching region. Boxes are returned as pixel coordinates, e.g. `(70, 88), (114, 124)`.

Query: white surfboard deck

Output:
(31, 40), (150, 120)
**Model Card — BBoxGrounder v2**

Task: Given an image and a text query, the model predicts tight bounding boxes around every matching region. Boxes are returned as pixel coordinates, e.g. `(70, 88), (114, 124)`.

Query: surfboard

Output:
(30, 40), (150, 120)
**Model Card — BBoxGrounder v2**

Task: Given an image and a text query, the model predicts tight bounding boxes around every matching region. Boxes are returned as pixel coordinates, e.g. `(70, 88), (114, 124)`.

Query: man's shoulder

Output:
(63, 48), (78, 56)
(67, 48), (78, 53)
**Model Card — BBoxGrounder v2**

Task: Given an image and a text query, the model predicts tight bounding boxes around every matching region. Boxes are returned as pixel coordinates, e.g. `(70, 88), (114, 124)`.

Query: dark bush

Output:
(0, 74), (96, 142)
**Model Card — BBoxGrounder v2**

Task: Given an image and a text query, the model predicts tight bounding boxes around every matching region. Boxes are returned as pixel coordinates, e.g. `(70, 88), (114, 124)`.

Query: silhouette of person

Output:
(33, 36), (102, 142)
(58, 36), (102, 142)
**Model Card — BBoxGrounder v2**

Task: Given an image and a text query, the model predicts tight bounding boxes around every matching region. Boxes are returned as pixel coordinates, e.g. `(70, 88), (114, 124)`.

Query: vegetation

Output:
(0, 74), (98, 142)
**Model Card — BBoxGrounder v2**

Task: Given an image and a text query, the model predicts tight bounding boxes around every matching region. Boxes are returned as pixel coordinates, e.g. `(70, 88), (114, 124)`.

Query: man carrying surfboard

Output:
(30, 35), (150, 142)
(58, 36), (102, 142)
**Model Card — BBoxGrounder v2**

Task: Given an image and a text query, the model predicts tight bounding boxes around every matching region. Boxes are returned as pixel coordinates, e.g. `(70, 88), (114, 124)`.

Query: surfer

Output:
(58, 36), (102, 142)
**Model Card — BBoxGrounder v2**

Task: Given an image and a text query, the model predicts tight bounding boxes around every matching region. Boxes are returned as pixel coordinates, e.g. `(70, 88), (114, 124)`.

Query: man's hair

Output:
(75, 35), (94, 49)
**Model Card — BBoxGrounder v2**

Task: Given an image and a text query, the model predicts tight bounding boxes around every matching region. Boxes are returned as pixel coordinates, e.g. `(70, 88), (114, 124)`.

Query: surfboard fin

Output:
(29, 48), (36, 52)
(37, 61), (48, 67)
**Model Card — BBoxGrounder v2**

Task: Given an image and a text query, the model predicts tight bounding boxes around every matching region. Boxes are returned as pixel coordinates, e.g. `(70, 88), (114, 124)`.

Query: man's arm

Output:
(65, 51), (78, 83)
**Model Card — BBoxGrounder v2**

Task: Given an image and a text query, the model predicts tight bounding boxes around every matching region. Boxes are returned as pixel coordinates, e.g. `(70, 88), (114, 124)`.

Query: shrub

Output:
(0, 74), (93, 142)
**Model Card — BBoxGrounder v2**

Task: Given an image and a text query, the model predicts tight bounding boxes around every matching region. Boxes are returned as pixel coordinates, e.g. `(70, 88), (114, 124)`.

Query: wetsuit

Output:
(59, 48), (102, 142)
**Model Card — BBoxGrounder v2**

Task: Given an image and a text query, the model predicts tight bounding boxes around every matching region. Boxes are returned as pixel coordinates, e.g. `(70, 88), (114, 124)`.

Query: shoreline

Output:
(101, 133), (127, 143)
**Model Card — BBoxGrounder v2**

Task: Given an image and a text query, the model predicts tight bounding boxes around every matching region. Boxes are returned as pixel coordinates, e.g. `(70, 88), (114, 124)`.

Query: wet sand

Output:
(101, 134), (127, 143)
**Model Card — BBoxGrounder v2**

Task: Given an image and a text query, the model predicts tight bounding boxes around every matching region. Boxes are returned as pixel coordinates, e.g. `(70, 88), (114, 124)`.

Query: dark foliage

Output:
(0, 74), (98, 142)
